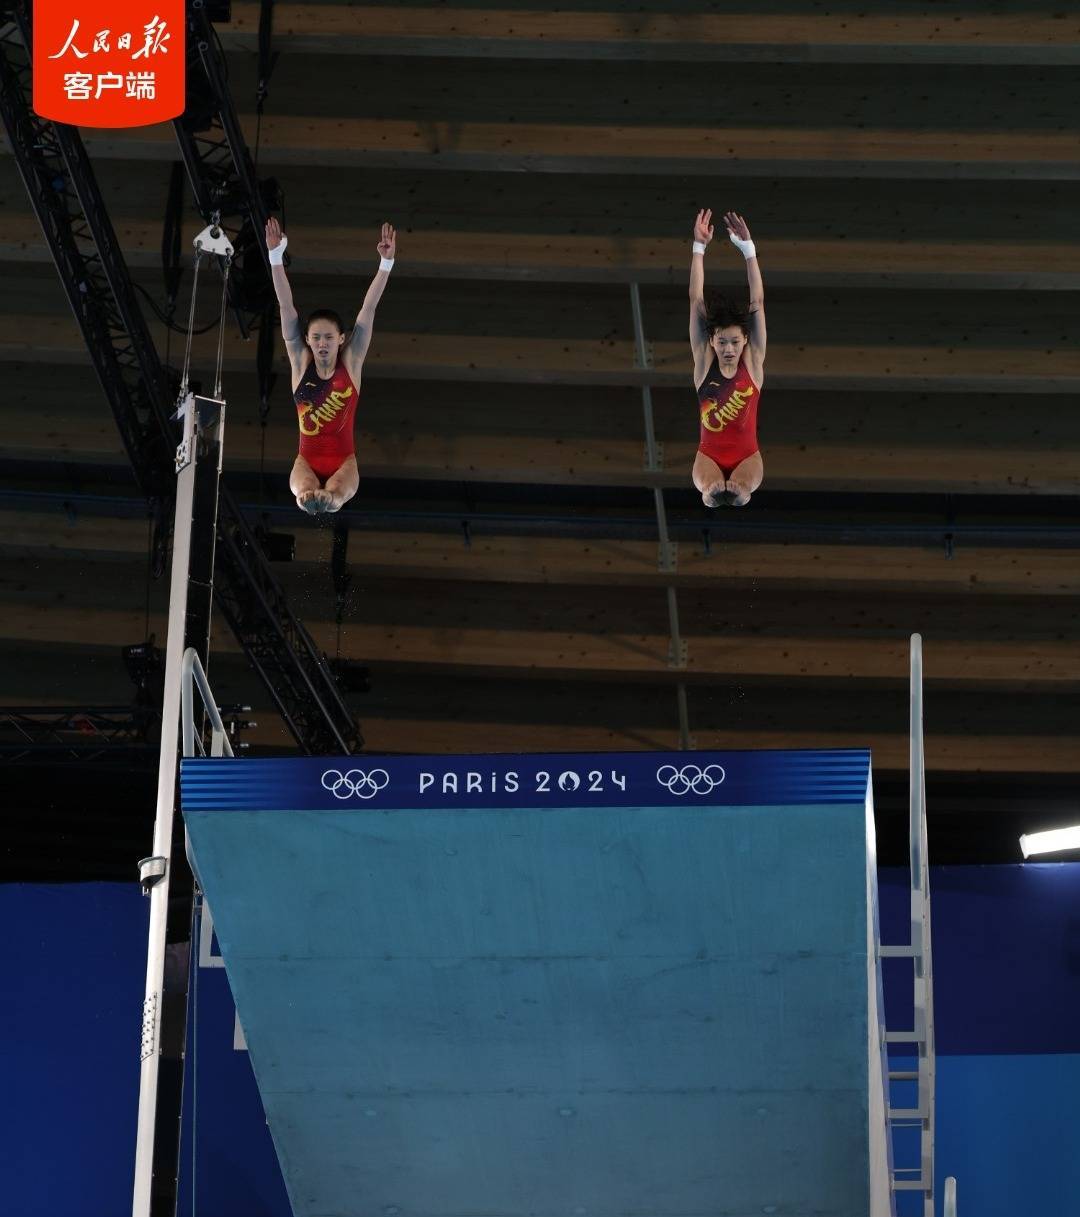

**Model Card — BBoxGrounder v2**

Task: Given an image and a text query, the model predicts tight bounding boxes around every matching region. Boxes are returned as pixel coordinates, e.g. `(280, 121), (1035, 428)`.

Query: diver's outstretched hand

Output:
(723, 211), (752, 244)
(265, 215), (287, 250)
(377, 222), (397, 261)
(693, 208), (714, 245)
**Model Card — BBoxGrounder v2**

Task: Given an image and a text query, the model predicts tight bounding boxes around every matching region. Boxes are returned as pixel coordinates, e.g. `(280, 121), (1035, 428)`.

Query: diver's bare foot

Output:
(298, 489), (337, 514)
(726, 479), (751, 507)
(703, 482), (733, 508)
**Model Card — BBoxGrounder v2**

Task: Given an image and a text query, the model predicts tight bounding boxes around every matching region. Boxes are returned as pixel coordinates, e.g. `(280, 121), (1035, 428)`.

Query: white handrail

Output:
(181, 647), (234, 759)
(944, 1175), (957, 1216)
(910, 634), (926, 891)
(908, 634), (936, 1216)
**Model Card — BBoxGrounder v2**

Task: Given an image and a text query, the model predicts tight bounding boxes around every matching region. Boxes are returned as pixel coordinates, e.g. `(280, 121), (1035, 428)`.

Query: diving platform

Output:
(180, 749), (893, 1217)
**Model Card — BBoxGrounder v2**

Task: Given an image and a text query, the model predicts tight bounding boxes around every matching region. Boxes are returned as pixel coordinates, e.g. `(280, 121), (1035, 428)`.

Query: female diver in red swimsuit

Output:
(689, 209), (766, 508)
(265, 216), (397, 513)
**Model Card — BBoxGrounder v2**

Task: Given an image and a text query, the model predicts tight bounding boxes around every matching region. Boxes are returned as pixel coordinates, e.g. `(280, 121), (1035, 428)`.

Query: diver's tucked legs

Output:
(316, 455), (359, 513)
(726, 450), (764, 507)
(290, 455), (321, 512)
(693, 450), (732, 508)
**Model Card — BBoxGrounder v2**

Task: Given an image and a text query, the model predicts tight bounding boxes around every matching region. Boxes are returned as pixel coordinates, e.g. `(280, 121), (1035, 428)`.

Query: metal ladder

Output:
(881, 634), (941, 1216)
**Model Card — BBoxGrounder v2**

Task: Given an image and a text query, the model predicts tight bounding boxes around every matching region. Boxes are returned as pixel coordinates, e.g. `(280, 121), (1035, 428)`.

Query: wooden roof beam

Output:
(0, 581), (1073, 690)
(2, 510), (1079, 597)
(0, 316), (1077, 395)
(219, 6), (1080, 67)
(4, 213), (1078, 290)
(24, 117), (1080, 181)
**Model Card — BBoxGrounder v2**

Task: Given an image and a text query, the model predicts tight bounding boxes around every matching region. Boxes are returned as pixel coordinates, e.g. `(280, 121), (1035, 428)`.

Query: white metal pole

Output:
(132, 399), (197, 1217)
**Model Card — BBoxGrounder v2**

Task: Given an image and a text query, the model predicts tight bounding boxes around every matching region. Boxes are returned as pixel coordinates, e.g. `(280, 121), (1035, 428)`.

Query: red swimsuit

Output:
(697, 351), (760, 475)
(294, 355), (359, 482)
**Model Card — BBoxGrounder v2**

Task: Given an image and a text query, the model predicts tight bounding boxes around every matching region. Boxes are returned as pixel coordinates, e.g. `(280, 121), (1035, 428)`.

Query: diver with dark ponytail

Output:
(688, 209), (767, 507)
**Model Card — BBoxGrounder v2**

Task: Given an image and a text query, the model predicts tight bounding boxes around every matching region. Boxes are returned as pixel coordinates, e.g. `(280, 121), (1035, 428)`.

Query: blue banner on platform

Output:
(181, 748), (870, 812)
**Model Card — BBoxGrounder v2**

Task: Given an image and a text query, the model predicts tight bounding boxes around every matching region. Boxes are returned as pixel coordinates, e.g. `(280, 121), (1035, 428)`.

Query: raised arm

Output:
(265, 217), (308, 376)
(688, 208), (713, 379)
(723, 211), (766, 365)
(345, 223), (396, 369)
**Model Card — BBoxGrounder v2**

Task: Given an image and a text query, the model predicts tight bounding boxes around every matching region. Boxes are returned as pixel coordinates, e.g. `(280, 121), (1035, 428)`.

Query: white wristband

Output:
(379, 257), (395, 273)
(692, 241), (707, 256)
(729, 233), (756, 259)
(267, 235), (287, 265)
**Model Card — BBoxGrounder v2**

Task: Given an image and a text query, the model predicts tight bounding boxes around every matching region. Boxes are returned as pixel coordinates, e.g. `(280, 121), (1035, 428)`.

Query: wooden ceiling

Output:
(1, 1), (1078, 868)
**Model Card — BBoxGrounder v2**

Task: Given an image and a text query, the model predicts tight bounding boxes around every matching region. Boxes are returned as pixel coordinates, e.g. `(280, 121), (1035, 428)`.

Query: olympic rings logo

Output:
(656, 764), (726, 796)
(321, 768), (390, 800)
